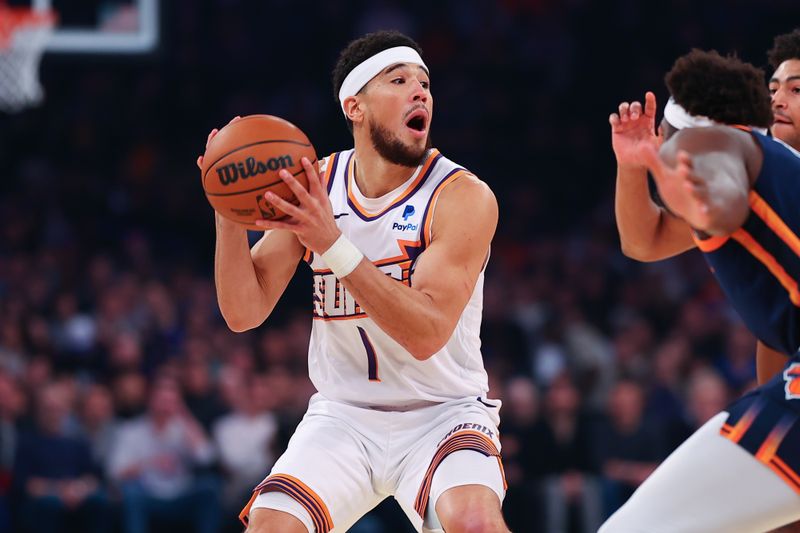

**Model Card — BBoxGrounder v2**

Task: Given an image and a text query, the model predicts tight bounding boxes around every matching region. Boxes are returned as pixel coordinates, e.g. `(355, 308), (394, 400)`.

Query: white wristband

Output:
(322, 234), (364, 279)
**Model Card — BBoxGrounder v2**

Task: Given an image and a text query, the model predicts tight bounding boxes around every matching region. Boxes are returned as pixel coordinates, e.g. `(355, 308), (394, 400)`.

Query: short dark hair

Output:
(665, 49), (772, 128)
(332, 31), (424, 133)
(768, 28), (800, 70)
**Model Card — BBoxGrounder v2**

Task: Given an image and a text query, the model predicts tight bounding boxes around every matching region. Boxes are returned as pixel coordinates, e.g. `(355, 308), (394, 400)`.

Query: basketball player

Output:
(600, 50), (800, 532)
(199, 31), (509, 533)
(769, 28), (800, 161)
(612, 32), (800, 387)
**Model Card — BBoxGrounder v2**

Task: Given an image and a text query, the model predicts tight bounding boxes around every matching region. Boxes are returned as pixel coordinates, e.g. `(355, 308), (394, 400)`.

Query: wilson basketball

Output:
(201, 115), (317, 230)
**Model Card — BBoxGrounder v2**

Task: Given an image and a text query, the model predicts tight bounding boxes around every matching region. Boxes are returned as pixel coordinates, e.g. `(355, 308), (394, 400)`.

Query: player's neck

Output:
(352, 143), (421, 198)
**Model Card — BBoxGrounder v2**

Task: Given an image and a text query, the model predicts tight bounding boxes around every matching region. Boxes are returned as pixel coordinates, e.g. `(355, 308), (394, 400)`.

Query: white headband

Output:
(338, 46), (428, 114)
(663, 97), (768, 135)
(663, 97), (719, 129)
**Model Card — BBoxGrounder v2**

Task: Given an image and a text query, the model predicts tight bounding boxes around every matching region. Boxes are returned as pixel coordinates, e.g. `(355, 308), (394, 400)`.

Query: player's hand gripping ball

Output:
(201, 115), (317, 230)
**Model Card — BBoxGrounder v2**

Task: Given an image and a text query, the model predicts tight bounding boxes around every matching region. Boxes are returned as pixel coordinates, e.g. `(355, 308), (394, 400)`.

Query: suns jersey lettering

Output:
(305, 148), (490, 407)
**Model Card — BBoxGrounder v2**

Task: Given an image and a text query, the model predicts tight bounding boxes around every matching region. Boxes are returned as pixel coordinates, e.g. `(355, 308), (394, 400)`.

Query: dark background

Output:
(0, 1), (797, 532)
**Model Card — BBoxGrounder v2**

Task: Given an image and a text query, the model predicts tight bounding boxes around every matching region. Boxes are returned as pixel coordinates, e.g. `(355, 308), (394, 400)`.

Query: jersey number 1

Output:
(357, 327), (381, 382)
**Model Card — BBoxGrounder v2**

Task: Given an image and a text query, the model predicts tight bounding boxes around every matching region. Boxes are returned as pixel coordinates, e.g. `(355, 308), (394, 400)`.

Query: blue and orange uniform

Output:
(694, 130), (800, 492)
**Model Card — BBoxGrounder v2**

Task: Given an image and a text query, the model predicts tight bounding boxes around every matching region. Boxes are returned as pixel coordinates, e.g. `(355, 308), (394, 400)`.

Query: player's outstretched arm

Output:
(611, 92), (696, 261)
(639, 127), (754, 236)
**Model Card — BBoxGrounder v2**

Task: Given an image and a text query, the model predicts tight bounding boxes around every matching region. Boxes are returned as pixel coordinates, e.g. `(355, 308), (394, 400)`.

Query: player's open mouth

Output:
(405, 110), (428, 138)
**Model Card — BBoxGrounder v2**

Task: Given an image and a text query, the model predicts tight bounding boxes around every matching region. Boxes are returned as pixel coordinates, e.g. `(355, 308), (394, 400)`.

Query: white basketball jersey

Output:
(305, 148), (489, 408)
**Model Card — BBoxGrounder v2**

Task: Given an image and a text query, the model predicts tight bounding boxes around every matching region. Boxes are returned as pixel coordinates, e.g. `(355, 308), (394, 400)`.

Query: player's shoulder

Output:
(442, 171), (495, 203)
(319, 149), (354, 176)
(434, 167), (497, 229)
(670, 124), (744, 145)
(318, 153), (332, 175)
(435, 156), (494, 204)
(666, 125), (757, 160)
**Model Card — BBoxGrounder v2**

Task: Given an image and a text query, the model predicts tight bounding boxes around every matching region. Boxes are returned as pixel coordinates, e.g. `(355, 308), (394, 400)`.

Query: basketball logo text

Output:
(437, 423), (495, 447)
(392, 222), (418, 231)
(217, 155), (294, 185)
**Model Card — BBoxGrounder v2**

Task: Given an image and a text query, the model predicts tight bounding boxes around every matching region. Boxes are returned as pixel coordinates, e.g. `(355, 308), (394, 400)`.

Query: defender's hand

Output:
(255, 157), (341, 254)
(609, 92), (659, 170)
(639, 143), (712, 231)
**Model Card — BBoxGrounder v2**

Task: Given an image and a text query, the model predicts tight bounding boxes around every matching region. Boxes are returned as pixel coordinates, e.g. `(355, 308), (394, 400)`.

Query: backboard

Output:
(30, 0), (159, 54)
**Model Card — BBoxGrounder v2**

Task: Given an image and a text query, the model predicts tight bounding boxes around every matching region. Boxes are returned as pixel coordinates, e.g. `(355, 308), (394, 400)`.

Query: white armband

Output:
(322, 234), (364, 278)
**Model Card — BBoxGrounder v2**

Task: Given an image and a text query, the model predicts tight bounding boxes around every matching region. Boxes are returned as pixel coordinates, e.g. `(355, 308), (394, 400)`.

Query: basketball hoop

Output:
(0, 4), (56, 113)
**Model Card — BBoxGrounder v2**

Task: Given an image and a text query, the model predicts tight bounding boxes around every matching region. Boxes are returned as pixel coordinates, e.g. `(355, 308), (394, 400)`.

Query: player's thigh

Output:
(247, 507), (307, 533)
(395, 401), (506, 532)
(244, 414), (383, 532)
(430, 452), (508, 533)
(600, 412), (800, 533)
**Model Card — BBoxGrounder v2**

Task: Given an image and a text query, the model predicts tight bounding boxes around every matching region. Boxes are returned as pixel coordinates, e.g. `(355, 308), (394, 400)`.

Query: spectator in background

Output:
(685, 368), (731, 428)
(107, 376), (220, 533)
(531, 373), (603, 533)
(14, 383), (110, 533)
(646, 334), (691, 439)
(181, 360), (226, 431)
(0, 319), (26, 378)
(666, 368), (731, 452)
(0, 373), (25, 531)
(499, 376), (543, 531)
(213, 373), (278, 520)
(596, 379), (665, 517)
(714, 322), (757, 394)
(77, 385), (118, 474)
(51, 291), (98, 372)
(111, 371), (147, 420)
(106, 331), (144, 375)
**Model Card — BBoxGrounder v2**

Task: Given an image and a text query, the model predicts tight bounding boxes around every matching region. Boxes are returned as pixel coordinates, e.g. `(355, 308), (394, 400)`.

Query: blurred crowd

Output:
(0, 224), (756, 532)
(1, 0), (797, 532)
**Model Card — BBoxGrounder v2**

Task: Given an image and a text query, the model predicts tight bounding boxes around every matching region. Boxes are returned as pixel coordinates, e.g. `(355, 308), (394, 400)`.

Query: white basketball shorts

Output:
(240, 393), (506, 532)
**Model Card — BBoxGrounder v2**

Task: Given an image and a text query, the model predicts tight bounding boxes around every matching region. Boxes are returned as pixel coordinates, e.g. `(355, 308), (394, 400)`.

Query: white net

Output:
(0, 9), (55, 113)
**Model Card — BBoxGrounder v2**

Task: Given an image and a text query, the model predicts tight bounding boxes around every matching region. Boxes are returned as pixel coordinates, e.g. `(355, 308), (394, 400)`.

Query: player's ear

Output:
(344, 96), (364, 126)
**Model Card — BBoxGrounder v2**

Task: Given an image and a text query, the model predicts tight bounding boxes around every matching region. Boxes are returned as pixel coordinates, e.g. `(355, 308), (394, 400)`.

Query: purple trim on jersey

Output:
(255, 476), (332, 533)
(345, 152), (443, 222)
(357, 326), (380, 381)
(420, 167), (468, 249)
(326, 152), (341, 195)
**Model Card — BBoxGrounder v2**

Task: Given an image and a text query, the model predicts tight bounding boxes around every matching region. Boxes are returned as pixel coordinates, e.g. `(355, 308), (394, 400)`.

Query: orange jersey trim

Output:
(732, 228), (800, 306)
(755, 415), (794, 463)
(346, 149), (440, 219)
(422, 170), (469, 247)
(239, 473), (333, 532)
(693, 234), (730, 252)
(322, 152), (338, 192)
(313, 313), (368, 321)
(770, 456), (800, 494)
(413, 430), (503, 519)
(748, 190), (800, 258)
(723, 401), (763, 444)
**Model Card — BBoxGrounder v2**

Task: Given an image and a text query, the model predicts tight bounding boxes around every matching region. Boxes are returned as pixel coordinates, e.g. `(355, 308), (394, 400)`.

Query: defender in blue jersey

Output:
(602, 50), (800, 532)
